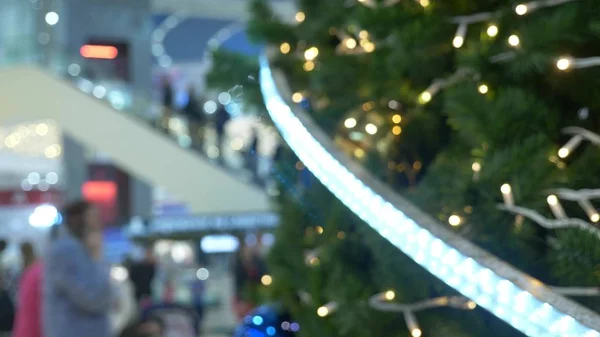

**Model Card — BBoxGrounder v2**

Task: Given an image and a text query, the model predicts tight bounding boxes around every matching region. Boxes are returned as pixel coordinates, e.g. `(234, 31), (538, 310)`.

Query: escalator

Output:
(0, 41), (271, 214)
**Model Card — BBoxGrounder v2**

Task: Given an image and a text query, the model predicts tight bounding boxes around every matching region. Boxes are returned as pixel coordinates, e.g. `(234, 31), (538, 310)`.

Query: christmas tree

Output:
(207, 0), (600, 336)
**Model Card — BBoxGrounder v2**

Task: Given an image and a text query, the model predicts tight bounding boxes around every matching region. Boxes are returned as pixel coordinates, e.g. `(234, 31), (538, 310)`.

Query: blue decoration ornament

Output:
(233, 304), (297, 337)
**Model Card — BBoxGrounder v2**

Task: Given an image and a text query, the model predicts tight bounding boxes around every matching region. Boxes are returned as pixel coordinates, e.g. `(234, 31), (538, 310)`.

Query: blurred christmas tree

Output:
(207, 0), (600, 336)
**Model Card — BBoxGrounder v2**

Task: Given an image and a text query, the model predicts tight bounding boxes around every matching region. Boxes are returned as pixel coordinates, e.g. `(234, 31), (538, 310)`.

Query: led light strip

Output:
(258, 50), (600, 337)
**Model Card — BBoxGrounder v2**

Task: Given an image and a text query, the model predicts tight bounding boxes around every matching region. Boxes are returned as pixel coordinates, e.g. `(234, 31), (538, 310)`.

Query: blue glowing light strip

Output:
(258, 52), (600, 337)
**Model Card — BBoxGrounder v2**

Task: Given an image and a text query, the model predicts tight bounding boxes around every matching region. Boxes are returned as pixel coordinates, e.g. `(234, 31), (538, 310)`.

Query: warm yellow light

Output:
(384, 290), (395, 301)
(230, 138), (244, 151)
(365, 123), (378, 135)
(515, 4), (528, 15)
(467, 301), (477, 309)
(448, 214), (462, 227)
(316, 226), (324, 234)
(292, 92), (303, 103)
(472, 162), (481, 172)
(411, 329), (422, 337)
(295, 11), (306, 22)
(419, 0), (429, 7)
(317, 306), (329, 317)
(36, 123), (49, 136)
(303, 60), (315, 71)
(359, 30), (369, 39)
(591, 213), (600, 223)
(508, 34), (520, 47)
(547, 195), (558, 206)
(501, 183), (511, 194)
(363, 42), (375, 53)
(419, 91), (432, 104)
(345, 38), (357, 49)
(280, 42), (291, 54)
(392, 126), (402, 135)
(392, 114), (402, 124)
(453, 36), (464, 48)
(478, 84), (489, 94)
(304, 47), (319, 61)
(309, 257), (320, 266)
(337, 231), (346, 239)
(556, 57), (572, 71)
(261, 274), (273, 286)
(354, 148), (365, 158)
(558, 147), (570, 158)
(487, 25), (499, 37)
(344, 118), (357, 128)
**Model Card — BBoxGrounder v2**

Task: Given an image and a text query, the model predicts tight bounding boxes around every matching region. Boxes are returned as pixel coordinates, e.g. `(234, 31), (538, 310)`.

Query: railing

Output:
(258, 48), (600, 337)
(0, 35), (275, 192)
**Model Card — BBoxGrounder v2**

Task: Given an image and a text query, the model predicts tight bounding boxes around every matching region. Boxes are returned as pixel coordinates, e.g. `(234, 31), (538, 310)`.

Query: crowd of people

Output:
(0, 201), (199, 337)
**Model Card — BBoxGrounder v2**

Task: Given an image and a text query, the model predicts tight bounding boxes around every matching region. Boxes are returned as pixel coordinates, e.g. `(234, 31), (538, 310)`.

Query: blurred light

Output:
(354, 148), (365, 158)
(45, 172), (58, 184)
(207, 146), (220, 159)
(154, 241), (171, 256)
(200, 235), (239, 253)
(45, 11), (59, 26)
(344, 118), (357, 128)
(28, 172), (40, 185)
(92, 86), (107, 98)
(261, 274), (273, 286)
(468, 301), (477, 309)
(392, 126), (402, 135)
(262, 233), (275, 246)
(37, 32), (50, 45)
(303, 61), (315, 71)
(344, 38), (357, 49)
(152, 44), (165, 56)
(281, 322), (291, 330)
(218, 92), (232, 105)
(419, 91), (432, 104)
(478, 84), (489, 94)
(29, 204), (60, 228)
(280, 42), (291, 54)
(591, 213), (600, 223)
(501, 183), (511, 194)
(290, 323), (300, 332)
(67, 64), (81, 76)
(20, 180), (32, 191)
(547, 195), (558, 205)
(558, 147), (570, 158)
(295, 11), (305, 22)
(171, 243), (191, 263)
(292, 92), (303, 103)
(111, 265), (129, 281)
(337, 231), (345, 240)
(448, 215), (462, 227)
(419, 0), (429, 7)
(231, 138), (244, 151)
(359, 30), (369, 39)
(203, 101), (218, 114)
(508, 35), (520, 47)
(108, 91), (126, 110)
(411, 329), (422, 337)
(515, 4), (528, 15)
(252, 316), (263, 326)
(245, 234), (258, 246)
(77, 78), (94, 93)
(392, 114), (401, 123)
(487, 25), (499, 37)
(472, 162), (481, 172)
(35, 123), (48, 136)
(196, 268), (210, 280)
(266, 327), (276, 336)
(363, 42), (375, 53)
(80, 45), (118, 59)
(38, 181), (49, 192)
(158, 55), (172, 68)
(304, 47), (319, 61)
(557, 57), (572, 71)
(316, 226), (324, 234)
(365, 123), (378, 135)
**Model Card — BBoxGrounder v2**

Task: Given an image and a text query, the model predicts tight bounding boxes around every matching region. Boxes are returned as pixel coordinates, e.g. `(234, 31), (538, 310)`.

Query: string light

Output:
(280, 42), (291, 54)
(515, 4), (529, 15)
(556, 57), (571, 70)
(316, 226), (324, 234)
(487, 25), (499, 37)
(365, 123), (378, 135)
(261, 274), (273, 286)
(359, 30), (369, 39)
(345, 38), (357, 49)
(419, 0), (430, 7)
(453, 22), (467, 49)
(344, 118), (357, 128)
(418, 91), (432, 104)
(501, 183), (514, 206)
(295, 11), (306, 22)
(317, 302), (337, 317)
(392, 114), (402, 124)
(508, 34), (520, 47)
(304, 47), (319, 61)
(304, 61), (315, 71)
(392, 126), (402, 135)
(471, 162), (481, 172)
(292, 92), (304, 103)
(448, 214), (462, 226)
(478, 84), (489, 94)
(384, 290), (396, 300)
(363, 42), (376, 53)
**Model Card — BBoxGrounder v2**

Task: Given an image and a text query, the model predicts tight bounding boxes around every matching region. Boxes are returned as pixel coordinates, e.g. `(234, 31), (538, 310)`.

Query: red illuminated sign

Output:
(80, 45), (119, 59)
(82, 181), (118, 224)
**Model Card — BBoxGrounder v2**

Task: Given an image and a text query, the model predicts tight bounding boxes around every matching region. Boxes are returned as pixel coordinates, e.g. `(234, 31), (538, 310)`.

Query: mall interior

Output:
(1, 0), (600, 337)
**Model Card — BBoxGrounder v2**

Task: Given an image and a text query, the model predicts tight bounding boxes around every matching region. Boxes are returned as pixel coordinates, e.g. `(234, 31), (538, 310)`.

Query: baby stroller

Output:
(139, 303), (200, 337)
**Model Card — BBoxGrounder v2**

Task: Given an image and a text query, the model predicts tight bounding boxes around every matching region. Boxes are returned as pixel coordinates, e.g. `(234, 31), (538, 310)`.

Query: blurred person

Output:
(214, 103), (231, 158)
(118, 315), (164, 337)
(244, 128), (260, 181)
(13, 242), (42, 337)
(183, 86), (205, 151)
(129, 247), (156, 305)
(160, 77), (174, 133)
(0, 240), (14, 336)
(44, 201), (112, 337)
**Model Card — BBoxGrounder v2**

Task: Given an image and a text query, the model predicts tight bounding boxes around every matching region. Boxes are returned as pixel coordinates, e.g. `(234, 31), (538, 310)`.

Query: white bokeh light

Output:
(45, 12), (59, 26)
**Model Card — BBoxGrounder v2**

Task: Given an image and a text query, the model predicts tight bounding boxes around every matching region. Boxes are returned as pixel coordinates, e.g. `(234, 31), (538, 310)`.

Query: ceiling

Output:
(151, 0), (296, 20)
